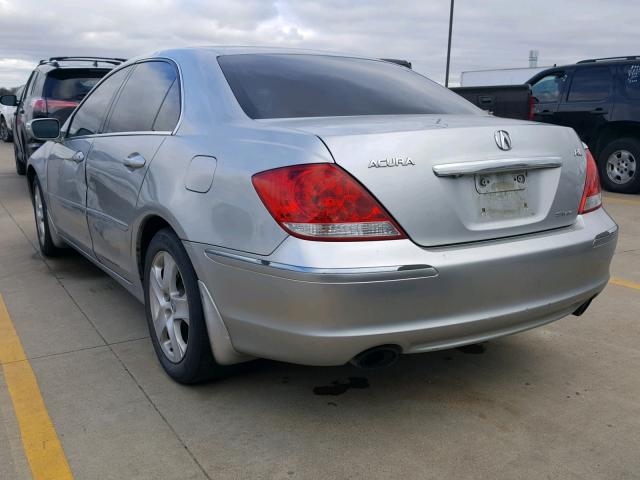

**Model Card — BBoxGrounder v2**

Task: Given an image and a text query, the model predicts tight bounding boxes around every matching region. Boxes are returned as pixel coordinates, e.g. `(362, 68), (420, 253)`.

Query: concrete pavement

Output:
(0, 140), (638, 479)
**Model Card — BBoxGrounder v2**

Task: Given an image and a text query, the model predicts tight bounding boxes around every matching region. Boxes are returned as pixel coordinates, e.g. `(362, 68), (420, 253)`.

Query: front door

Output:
(46, 138), (93, 253)
(531, 71), (567, 125)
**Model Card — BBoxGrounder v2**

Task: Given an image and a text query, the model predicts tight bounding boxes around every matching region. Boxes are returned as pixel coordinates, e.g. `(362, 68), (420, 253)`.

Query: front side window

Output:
(218, 54), (479, 119)
(67, 67), (131, 138)
(105, 61), (179, 133)
(531, 73), (566, 103)
(567, 67), (612, 102)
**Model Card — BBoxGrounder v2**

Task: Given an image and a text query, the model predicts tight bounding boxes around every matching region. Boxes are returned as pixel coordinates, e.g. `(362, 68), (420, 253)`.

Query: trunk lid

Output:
(261, 115), (586, 246)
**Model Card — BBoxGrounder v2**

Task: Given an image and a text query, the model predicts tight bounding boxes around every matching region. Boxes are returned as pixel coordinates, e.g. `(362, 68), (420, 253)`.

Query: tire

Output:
(0, 116), (11, 142)
(14, 141), (26, 175)
(598, 137), (640, 194)
(32, 177), (62, 257)
(143, 228), (225, 383)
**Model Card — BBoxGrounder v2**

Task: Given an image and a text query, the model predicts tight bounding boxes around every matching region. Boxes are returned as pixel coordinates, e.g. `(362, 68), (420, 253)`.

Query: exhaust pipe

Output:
(350, 345), (401, 369)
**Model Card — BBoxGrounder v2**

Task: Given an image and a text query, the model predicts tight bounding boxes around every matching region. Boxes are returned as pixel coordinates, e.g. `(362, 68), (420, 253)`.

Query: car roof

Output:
(528, 57), (639, 83)
(543, 57), (639, 72)
(148, 45), (379, 63)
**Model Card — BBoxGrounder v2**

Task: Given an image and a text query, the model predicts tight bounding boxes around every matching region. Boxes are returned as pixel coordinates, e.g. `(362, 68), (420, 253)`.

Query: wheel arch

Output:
(135, 213), (191, 283)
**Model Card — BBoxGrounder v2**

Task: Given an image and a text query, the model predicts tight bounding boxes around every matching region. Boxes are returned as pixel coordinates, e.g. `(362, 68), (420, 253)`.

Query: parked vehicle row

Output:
(454, 56), (640, 193)
(3, 47), (616, 384)
(0, 56), (124, 173)
(450, 84), (534, 122)
(0, 85), (23, 142)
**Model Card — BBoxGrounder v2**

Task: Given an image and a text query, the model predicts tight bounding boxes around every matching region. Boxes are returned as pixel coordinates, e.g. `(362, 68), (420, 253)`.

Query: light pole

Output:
(445, 0), (454, 87)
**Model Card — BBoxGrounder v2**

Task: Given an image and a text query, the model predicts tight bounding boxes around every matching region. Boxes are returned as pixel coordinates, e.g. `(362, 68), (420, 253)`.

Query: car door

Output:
(555, 65), (614, 145)
(46, 67), (132, 254)
(86, 60), (180, 281)
(530, 71), (567, 124)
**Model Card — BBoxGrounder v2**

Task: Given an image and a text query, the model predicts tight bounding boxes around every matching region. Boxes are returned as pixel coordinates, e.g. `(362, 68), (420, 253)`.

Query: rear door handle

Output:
(123, 153), (146, 169)
(537, 110), (554, 116)
(70, 151), (84, 163)
(590, 108), (608, 115)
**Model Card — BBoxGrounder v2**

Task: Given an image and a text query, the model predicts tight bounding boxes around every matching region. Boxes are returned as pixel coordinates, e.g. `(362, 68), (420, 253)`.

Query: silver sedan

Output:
(23, 47), (617, 383)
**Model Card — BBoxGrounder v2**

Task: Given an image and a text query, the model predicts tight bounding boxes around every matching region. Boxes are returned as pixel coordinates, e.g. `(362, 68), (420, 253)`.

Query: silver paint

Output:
(27, 47), (617, 367)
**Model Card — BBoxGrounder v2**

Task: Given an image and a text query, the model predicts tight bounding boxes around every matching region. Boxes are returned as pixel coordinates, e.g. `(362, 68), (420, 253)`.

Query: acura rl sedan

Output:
(15, 47), (617, 383)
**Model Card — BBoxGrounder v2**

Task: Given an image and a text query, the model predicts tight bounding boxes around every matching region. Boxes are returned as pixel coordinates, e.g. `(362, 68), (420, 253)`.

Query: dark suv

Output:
(529, 56), (640, 193)
(0, 57), (124, 175)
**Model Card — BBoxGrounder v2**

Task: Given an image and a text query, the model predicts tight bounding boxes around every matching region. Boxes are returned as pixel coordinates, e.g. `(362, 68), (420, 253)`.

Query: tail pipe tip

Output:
(350, 345), (401, 369)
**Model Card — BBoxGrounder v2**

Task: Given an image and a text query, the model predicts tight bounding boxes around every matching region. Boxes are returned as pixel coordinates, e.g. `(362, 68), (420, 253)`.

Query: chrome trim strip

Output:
(433, 156), (562, 177)
(205, 249), (437, 276)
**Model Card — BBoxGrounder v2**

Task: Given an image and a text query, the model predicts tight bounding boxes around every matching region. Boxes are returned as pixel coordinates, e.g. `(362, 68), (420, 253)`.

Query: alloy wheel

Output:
(149, 251), (190, 363)
(606, 149), (636, 185)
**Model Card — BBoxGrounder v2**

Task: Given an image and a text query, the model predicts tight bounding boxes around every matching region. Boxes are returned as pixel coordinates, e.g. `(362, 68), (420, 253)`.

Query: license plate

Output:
(475, 171), (527, 194)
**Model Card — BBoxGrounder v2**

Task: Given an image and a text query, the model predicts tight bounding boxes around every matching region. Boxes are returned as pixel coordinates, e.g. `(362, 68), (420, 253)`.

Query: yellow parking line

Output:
(609, 277), (640, 290)
(602, 195), (640, 206)
(0, 294), (73, 480)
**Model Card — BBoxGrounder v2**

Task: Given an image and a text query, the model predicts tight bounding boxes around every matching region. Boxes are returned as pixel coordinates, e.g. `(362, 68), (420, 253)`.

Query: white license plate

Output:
(475, 171), (527, 194)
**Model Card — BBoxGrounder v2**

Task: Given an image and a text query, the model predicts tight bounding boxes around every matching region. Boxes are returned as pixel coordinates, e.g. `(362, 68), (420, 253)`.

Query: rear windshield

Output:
(44, 69), (110, 101)
(218, 54), (479, 119)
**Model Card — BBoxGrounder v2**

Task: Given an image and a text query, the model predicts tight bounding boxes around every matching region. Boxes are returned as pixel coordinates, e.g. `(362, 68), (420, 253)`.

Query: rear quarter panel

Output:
(135, 125), (334, 257)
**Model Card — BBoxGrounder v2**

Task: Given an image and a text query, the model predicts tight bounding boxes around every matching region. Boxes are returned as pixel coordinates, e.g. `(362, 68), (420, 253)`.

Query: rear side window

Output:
(105, 61), (179, 133)
(531, 73), (566, 103)
(44, 69), (108, 101)
(152, 80), (181, 131)
(218, 54), (479, 119)
(567, 67), (612, 102)
(622, 63), (640, 100)
(67, 67), (131, 138)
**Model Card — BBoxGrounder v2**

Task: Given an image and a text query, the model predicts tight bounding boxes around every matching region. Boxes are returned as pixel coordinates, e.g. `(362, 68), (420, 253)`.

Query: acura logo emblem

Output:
(494, 130), (512, 151)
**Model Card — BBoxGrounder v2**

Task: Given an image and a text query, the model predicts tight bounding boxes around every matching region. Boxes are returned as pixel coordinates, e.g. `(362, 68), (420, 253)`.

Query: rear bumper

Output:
(185, 208), (617, 366)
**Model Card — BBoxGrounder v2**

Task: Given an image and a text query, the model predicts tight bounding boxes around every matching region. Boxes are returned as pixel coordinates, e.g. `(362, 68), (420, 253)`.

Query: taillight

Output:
(31, 97), (48, 117)
(30, 97), (78, 118)
(46, 99), (79, 116)
(252, 163), (406, 241)
(578, 148), (602, 214)
(528, 95), (535, 121)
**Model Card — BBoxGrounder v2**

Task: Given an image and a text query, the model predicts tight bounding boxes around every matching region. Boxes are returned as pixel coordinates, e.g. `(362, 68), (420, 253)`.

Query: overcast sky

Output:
(0, 0), (638, 88)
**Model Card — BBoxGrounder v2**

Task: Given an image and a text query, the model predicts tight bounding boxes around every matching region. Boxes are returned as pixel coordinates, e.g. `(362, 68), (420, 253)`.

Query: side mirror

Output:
(28, 118), (60, 141)
(0, 95), (17, 107)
